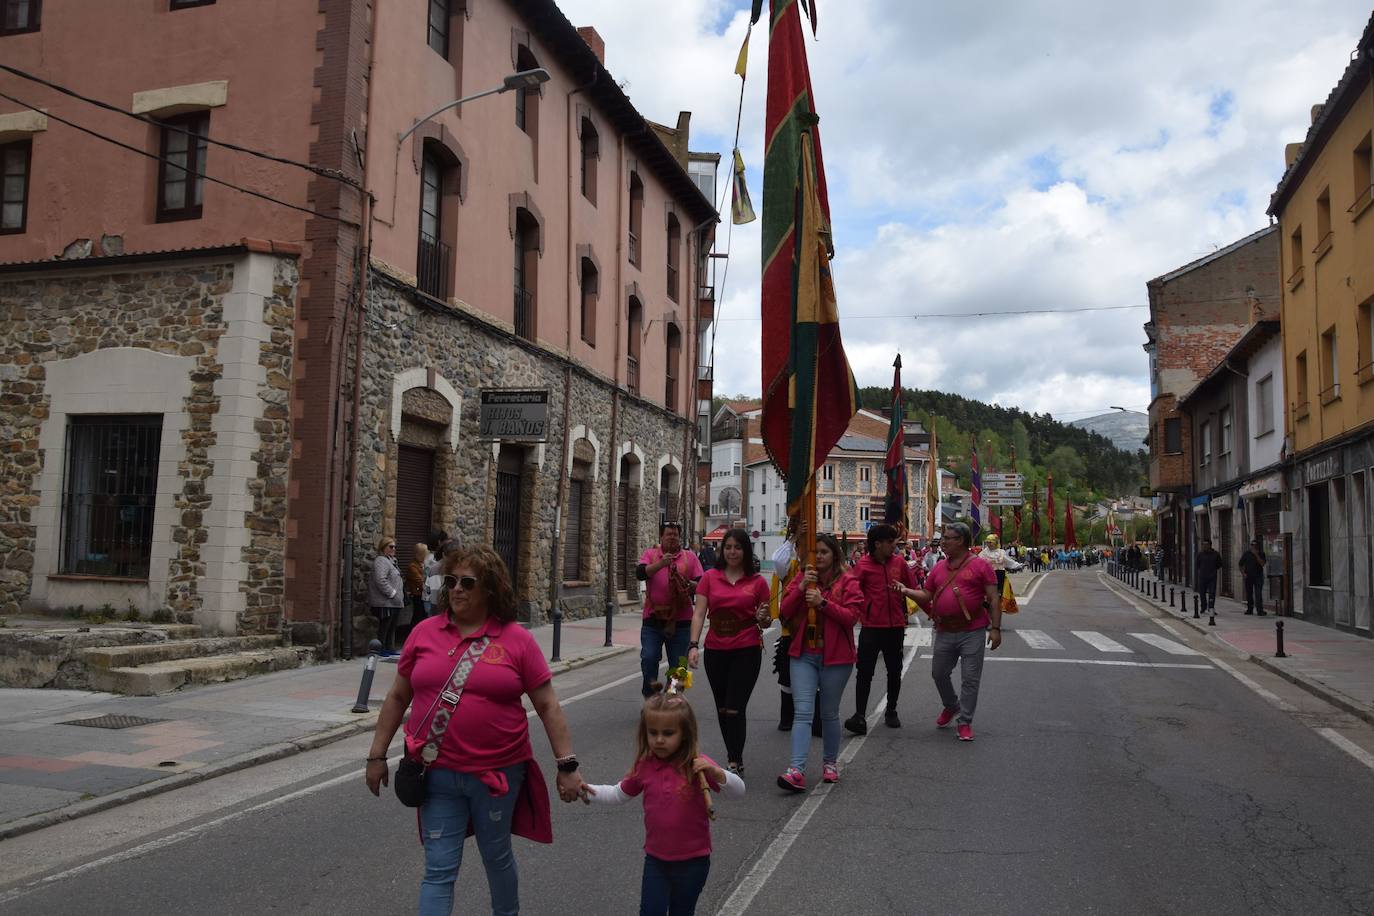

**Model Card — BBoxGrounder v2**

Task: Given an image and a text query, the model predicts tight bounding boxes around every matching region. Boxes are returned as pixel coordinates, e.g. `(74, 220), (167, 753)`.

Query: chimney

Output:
(577, 27), (605, 65)
(1284, 142), (1304, 168)
(1310, 103), (1324, 125)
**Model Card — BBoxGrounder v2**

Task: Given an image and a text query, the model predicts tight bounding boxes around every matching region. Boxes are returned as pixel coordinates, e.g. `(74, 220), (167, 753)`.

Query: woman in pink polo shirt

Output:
(686, 528), (771, 774)
(776, 533), (862, 792)
(364, 546), (589, 916)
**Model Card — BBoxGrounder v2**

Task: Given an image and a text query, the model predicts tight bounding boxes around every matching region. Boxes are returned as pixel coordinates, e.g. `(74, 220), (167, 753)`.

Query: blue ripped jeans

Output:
(789, 653), (852, 769)
(418, 763), (526, 916)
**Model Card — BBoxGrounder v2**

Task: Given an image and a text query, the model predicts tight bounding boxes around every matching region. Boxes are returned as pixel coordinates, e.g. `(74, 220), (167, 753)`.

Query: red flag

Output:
(1064, 500), (1077, 549)
(1031, 487), (1041, 544)
(1010, 446), (1022, 543)
(1047, 472), (1056, 545)
(883, 355), (908, 533)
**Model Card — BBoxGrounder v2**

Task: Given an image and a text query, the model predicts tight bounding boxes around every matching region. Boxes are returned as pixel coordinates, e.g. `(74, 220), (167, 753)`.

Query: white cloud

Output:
(555, 0), (1369, 419)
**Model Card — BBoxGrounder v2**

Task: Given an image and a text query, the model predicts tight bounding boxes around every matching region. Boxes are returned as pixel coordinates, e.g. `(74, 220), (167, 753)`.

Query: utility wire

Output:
(0, 89), (359, 227)
(714, 303), (1151, 322)
(0, 62), (362, 190)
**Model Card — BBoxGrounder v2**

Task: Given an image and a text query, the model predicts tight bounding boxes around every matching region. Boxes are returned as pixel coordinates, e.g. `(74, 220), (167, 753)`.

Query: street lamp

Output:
(398, 68), (551, 146)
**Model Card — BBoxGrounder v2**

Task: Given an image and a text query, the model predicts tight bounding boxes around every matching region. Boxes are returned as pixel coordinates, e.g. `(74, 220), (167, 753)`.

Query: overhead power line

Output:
(0, 63), (361, 190)
(715, 303), (1150, 322)
(0, 89), (359, 227)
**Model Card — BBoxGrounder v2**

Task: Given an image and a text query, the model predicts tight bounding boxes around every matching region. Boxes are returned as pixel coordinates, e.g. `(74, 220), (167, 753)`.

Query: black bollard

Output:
(604, 599), (615, 648)
(351, 639), (383, 713)
(1276, 620), (1287, 657)
(551, 603), (564, 663)
(1169, 587), (1176, 608)
(1193, 594), (1200, 619)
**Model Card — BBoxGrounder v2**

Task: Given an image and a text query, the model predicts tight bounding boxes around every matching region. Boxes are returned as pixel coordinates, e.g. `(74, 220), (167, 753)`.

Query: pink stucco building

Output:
(0, 0), (718, 649)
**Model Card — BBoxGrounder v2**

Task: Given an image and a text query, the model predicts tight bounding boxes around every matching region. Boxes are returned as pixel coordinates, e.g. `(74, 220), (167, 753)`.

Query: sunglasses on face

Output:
(444, 574), (478, 592)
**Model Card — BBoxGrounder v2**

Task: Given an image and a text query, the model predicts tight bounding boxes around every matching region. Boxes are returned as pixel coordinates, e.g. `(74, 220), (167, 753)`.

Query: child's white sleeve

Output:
(720, 770), (746, 798)
(585, 783), (632, 805)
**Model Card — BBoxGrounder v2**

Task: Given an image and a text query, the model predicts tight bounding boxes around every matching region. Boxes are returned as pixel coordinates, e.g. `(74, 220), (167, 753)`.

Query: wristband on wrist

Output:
(366, 756), (387, 762)
(688, 641), (700, 649)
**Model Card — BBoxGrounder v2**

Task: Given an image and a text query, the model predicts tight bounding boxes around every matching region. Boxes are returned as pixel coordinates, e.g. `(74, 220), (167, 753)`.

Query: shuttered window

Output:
(563, 478), (584, 580)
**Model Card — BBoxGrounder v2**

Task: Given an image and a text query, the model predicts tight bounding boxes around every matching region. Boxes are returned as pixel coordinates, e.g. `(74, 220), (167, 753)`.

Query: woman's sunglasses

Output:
(444, 574), (478, 592)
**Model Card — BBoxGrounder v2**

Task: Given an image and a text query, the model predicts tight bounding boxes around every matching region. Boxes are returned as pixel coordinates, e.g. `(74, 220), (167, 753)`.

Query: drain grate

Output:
(61, 714), (165, 730)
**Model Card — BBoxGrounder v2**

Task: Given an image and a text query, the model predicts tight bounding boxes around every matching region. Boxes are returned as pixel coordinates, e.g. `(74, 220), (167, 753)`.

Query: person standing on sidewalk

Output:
(687, 528), (771, 774)
(897, 522), (1002, 742)
(844, 524), (918, 734)
(1239, 539), (1268, 616)
(368, 537), (405, 656)
(637, 522), (704, 698)
(1195, 539), (1222, 613)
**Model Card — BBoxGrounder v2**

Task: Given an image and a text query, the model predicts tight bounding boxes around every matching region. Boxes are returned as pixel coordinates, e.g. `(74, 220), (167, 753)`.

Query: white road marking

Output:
(1019, 572), (1050, 604)
(1318, 729), (1374, 773)
(982, 656), (1214, 670)
(1129, 632), (1203, 656)
(904, 627), (932, 648)
(1209, 658), (1298, 712)
(1015, 629), (1064, 650)
(715, 642), (922, 916)
(0, 666), (644, 905)
(1071, 631), (1133, 653)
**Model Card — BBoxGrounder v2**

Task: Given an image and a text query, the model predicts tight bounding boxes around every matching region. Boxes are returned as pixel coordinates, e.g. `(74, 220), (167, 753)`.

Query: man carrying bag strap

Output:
(394, 636), (491, 807)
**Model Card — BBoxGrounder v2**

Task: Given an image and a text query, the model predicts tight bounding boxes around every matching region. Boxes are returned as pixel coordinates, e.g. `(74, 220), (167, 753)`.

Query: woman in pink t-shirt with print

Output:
(686, 528), (772, 774)
(585, 686), (746, 916)
(364, 546), (590, 916)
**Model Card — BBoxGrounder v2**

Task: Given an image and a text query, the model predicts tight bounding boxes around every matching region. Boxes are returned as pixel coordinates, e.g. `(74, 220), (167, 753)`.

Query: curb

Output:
(1098, 573), (1374, 728)
(0, 644), (633, 842)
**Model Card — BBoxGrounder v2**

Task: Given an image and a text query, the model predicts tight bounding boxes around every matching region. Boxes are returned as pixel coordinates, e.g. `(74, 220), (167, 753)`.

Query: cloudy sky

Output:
(558, 0), (1369, 422)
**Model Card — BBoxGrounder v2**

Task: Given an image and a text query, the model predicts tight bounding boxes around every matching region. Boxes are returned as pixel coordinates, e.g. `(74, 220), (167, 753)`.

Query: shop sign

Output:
(478, 389), (550, 442)
(1239, 472), (1283, 498)
(1302, 452), (1343, 486)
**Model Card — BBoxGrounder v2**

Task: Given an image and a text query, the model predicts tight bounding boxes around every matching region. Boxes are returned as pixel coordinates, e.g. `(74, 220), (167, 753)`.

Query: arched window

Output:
(628, 171), (644, 268)
(580, 117), (599, 204)
(513, 208), (539, 340)
(579, 257), (598, 346)
(665, 322), (681, 411)
(627, 296), (643, 395)
(666, 213), (681, 302)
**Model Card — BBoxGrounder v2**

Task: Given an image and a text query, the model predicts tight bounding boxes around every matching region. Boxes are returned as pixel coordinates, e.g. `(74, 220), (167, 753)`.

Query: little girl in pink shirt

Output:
(585, 684), (746, 916)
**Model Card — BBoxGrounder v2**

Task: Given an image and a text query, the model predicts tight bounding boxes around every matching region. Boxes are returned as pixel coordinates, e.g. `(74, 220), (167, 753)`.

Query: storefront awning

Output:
(703, 524), (731, 542)
(1239, 472), (1283, 498)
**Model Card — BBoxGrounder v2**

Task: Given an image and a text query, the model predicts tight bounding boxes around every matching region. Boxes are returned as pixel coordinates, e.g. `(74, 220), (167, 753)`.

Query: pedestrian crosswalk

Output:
(903, 625), (1201, 658)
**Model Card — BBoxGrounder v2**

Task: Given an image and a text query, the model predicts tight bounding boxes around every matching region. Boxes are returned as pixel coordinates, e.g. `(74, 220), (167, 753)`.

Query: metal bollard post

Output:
(1193, 594), (1200, 619)
(551, 603), (564, 663)
(351, 639), (382, 713)
(1275, 620), (1287, 658)
(1169, 587), (1175, 608)
(604, 600), (615, 648)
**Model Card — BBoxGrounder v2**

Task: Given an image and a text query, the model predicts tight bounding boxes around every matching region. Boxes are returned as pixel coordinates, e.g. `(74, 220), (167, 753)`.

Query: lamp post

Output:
(397, 68), (551, 147)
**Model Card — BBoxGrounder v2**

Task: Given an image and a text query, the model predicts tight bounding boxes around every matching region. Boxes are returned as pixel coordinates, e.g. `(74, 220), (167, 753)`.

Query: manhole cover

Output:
(61, 714), (165, 730)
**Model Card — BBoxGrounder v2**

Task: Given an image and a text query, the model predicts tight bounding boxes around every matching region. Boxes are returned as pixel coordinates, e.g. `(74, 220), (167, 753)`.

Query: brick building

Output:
(0, 0), (717, 650)
(1268, 13), (1374, 633)
(1142, 225), (1280, 584)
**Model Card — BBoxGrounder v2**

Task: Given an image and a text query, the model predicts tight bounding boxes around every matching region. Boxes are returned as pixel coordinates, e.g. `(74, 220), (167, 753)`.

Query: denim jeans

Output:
(640, 854), (711, 916)
(788, 653), (852, 769)
(418, 763), (526, 916)
(1198, 576), (1218, 611)
(641, 621), (692, 696)
(930, 628), (987, 725)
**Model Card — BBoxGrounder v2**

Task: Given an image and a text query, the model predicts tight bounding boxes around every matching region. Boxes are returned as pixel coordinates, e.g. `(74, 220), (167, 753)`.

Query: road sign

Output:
(983, 497), (1024, 506)
(982, 473), (1024, 485)
(983, 485), (1023, 495)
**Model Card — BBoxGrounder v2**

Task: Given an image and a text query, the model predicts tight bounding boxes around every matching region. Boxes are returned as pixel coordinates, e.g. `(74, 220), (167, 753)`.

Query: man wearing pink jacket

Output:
(844, 524), (918, 733)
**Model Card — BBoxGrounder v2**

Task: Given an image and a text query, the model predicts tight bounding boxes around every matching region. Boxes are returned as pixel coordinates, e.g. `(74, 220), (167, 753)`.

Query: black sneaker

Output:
(843, 713), (868, 735)
(885, 711), (901, 728)
(778, 719), (793, 731)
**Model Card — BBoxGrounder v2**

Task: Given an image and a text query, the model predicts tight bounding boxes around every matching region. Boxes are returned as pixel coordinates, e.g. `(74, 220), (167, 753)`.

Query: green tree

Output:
(1044, 445), (1085, 490)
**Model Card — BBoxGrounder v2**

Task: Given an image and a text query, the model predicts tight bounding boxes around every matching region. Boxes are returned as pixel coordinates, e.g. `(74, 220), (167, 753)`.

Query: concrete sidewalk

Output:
(0, 610), (640, 841)
(1103, 567), (1374, 726)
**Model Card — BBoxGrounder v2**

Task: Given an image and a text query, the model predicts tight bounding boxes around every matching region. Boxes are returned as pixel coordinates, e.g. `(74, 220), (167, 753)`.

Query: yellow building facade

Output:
(1269, 13), (1374, 631)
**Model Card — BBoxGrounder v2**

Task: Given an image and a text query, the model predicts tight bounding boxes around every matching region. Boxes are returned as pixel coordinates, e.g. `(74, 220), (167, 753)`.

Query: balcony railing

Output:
(627, 354), (640, 395)
(1287, 265), (1305, 292)
(1319, 382), (1341, 406)
(514, 287), (534, 341)
(1348, 183), (1373, 220)
(1294, 399), (1311, 420)
(1358, 361), (1374, 386)
(417, 232), (452, 300)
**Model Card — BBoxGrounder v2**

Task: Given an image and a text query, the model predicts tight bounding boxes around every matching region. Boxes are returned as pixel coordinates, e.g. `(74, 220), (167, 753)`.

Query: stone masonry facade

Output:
(349, 270), (690, 641)
(0, 251), (298, 635)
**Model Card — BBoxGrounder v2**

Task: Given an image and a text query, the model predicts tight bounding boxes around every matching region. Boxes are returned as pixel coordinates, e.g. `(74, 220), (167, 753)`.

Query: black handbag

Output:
(394, 635), (491, 808)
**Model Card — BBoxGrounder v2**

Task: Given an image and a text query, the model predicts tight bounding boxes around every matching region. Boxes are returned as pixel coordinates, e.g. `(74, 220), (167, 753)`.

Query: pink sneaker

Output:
(936, 706), (960, 728)
(957, 723), (974, 742)
(777, 767), (806, 793)
(822, 762), (839, 783)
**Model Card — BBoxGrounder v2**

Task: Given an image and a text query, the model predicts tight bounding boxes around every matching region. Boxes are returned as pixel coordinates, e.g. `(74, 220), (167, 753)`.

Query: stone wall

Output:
(0, 252), (297, 634)
(350, 270), (690, 639)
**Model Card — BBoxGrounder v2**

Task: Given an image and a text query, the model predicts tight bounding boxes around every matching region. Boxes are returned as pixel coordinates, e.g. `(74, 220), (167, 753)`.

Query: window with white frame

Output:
(1255, 375), (1274, 435)
(1219, 406), (1232, 456)
(859, 505), (871, 521)
(1199, 421), (1211, 466)
(821, 464), (833, 481)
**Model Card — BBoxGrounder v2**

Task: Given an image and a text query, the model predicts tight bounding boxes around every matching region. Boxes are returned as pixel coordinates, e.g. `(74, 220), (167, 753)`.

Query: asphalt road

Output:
(3, 570), (1374, 916)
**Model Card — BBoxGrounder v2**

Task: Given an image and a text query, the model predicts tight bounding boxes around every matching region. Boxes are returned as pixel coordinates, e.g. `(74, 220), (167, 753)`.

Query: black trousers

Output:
(854, 627), (905, 716)
(1243, 575), (1264, 613)
(703, 645), (762, 765)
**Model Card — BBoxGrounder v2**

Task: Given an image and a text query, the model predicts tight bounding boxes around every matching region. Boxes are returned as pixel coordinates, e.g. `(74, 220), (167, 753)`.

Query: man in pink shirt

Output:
(844, 523), (918, 734)
(902, 522), (1002, 742)
(636, 522), (703, 697)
